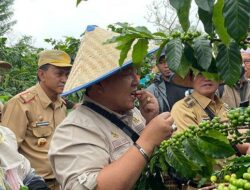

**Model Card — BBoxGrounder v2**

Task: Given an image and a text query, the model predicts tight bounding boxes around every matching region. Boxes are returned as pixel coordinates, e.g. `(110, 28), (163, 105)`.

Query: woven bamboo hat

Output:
(0, 61), (12, 70)
(62, 25), (158, 96)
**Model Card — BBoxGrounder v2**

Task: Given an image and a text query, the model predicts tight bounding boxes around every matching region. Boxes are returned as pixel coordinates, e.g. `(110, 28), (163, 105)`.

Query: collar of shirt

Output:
(235, 79), (248, 90)
(35, 83), (64, 109)
(192, 91), (223, 110)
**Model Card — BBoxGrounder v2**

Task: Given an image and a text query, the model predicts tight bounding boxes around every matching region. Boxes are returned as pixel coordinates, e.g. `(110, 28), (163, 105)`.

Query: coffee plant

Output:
(105, 0), (250, 87)
(135, 106), (250, 189)
(209, 157), (250, 190)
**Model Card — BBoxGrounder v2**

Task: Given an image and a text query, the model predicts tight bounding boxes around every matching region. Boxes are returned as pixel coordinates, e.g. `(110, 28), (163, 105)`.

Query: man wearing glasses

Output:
(242, 50), (250, 79)
(219, 50), (250, 108)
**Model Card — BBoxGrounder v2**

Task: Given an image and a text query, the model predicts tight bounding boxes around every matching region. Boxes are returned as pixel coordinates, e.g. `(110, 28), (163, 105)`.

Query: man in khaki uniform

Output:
(171, 73), (250, 149)
(172, 92), (228, 132)
(49, 25), (175, 190)
(170, 73), (250, 190)
(2, 50), (72, 190)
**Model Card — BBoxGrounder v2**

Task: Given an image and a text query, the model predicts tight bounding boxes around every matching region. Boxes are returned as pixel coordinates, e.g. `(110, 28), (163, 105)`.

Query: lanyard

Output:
(83, 101), (140, 142)
(190, 95), (241, 156)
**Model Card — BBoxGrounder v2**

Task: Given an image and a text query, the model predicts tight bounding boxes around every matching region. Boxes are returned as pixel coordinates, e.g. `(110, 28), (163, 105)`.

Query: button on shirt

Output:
(2, 83), (66, 179)
(49, 96), (146, 190)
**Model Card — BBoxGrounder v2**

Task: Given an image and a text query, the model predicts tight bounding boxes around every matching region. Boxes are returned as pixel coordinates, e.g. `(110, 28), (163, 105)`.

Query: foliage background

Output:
(1, 0), (250, 102)
(0, 36), (80, 102)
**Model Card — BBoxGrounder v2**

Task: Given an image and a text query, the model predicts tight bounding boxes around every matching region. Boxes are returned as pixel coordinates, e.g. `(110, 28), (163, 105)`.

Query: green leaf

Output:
(118, 39), (135, 66)
(166, 146), (200, 179)
(106, 33), (139, 45)
(202, 72), (220, 82)
(212, 0), (230, 45)
(195, 0), (213, 12)
(182, 138), (209, 166)
(134, 26), (153, 38)
(177, 0), (191, 32)
(197, 130), (235, 159)
(166, 38), (183, 72)
(198, 8), (214, 35)
(132, 39), (149, 66)
(169, 0), (185, 10)
(150, 155), (158, 173)
(76, 0), (81, 6)
(158, 154), (168, 172)
(207, 58), (219, 73)
(152, 32), (167, 38)
(0, 37), (7, 44)
(216, 42), (242, 86)
(198, 177), (210, 187)
(205, 130), (230, 144)
(20, 186), (29, 190)
(135, 174), (147, 190)
(76, 0), (86, 6)
(223, 0), (250, 42)
(155, 39), (168, 62)
(200, 158), (215, 178)
(182, 43), (203, 72)
(176, 54), (192, 78)
(193, 37), (212, 70)
(231, 155), (250, 168)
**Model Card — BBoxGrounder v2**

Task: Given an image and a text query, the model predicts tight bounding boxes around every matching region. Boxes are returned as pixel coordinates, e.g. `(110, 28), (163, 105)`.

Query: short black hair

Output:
(37, 64), (51, 81)
(157, 55), (166, 64)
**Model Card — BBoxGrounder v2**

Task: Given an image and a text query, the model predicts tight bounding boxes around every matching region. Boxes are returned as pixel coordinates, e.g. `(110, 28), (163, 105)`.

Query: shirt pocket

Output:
(111, 138), (131, 160)
(31, 121), (53, 138)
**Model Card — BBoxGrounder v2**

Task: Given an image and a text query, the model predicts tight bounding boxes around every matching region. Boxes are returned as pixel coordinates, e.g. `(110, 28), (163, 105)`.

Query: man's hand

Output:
(136, 90), (159, 123)
(236, 143), (250, 155)
(136, 112), (174, 154)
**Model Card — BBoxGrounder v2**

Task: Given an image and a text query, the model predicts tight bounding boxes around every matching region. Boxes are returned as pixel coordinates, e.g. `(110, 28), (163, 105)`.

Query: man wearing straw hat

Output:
(49, 25), (175, 190)
(0, 60), (49, 190)
(2, 50), (72, 190)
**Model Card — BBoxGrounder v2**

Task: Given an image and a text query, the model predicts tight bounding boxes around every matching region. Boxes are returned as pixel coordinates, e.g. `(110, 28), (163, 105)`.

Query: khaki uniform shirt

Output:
(49, 96), (146, 190)
(2, 83), (66, 179)
(171, 91), (228, 132)
(221, 80), (250, 108)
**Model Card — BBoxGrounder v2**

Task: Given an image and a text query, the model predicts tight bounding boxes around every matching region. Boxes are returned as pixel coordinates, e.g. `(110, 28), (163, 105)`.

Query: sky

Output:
(9, 0), (156, 48)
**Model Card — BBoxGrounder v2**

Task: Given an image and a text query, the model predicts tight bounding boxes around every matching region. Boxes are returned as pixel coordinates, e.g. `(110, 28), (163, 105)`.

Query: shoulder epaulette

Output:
(223, 103), (230, 111)
(19, 92), (36, 104)
(61, 98), (66, 105)
(183, 96), (195, 108)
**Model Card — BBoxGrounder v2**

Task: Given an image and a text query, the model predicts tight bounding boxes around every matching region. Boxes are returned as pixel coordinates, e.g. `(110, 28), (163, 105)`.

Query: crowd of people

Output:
(0, 25), (250, 190)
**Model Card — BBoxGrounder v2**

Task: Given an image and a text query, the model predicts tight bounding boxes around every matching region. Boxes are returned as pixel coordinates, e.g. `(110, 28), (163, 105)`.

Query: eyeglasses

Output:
(243, 59), (250, 64)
